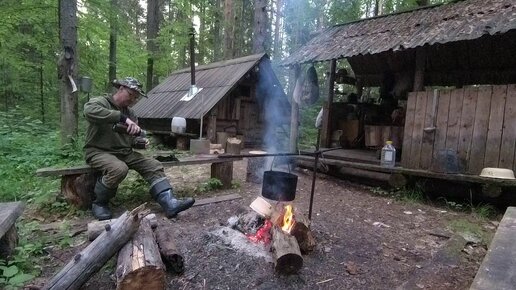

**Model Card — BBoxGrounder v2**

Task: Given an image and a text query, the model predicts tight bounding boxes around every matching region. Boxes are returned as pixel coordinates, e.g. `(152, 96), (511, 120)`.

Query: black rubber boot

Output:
(150, 180), (195, 218)
(92, 178), (117, 220)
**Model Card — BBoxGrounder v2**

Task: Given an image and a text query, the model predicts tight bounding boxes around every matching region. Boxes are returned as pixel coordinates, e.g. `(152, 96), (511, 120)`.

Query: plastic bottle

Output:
(380, 140), (396, 168)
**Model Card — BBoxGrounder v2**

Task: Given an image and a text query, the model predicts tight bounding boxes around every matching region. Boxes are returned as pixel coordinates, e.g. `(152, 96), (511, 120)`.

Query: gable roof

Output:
(134, 53), (271, 119)
(281, 0), (516, 66)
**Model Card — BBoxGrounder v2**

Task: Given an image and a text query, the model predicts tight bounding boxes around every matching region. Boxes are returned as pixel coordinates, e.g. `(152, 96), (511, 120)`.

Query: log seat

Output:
(0, 202), (25, 259)
(36, 156), (241, 209)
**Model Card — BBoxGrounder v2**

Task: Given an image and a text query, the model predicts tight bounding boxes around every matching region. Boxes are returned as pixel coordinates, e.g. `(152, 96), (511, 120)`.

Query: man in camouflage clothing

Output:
(84, 77), (195, 220)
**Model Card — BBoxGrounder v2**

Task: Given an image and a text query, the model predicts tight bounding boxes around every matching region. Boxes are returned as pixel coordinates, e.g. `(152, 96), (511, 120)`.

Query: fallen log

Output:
(155, 229), (184, 274)
(116, 218), (165, 290)
(43, 204), (146, 290)
(271, 225), (303, 275)
(87, 214), (157, 241)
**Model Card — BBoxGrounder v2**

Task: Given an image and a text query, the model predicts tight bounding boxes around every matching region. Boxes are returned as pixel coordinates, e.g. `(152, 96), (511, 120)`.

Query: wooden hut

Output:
(282, 0), (516, 190)
(133, 53), (290, 149)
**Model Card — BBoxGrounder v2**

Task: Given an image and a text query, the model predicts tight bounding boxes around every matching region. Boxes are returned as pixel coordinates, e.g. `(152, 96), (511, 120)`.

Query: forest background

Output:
(0, 0), (469, 287)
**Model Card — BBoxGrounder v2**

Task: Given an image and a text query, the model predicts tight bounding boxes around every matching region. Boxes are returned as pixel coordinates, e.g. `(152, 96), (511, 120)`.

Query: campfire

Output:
(247, 190), (316, 275)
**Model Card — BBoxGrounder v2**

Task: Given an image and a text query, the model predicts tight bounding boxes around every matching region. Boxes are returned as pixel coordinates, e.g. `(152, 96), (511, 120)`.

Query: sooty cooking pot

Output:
(261, 170), (298, 201)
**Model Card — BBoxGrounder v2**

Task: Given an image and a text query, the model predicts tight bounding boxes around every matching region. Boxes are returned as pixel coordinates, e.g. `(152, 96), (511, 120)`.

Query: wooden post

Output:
(320, 59), (336, 148)
(413, 47), (426, 91)
(116, 218), (165, 290)
(208, 110), (217, 143)
(61, 172), (97, 209)
(211, 162), (233, 189)
(0, 202), (25, 259)
(43, 205), (146, 290)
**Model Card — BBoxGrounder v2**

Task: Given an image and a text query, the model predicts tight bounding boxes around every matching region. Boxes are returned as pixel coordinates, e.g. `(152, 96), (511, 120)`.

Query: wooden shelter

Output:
(133, 53), (290, 148)
(282, 0), (516, 190)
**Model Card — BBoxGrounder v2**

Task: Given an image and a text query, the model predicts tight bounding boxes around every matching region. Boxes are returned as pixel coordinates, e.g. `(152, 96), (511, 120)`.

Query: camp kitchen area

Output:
(282, 0), (516, 201)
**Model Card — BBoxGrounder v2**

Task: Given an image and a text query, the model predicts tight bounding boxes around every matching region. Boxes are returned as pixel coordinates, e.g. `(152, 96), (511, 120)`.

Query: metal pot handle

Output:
(270, 156), (292, 173)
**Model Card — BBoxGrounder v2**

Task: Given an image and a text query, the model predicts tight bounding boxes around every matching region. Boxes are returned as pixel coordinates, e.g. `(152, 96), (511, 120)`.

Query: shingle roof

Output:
(134, 53), (269, 119)
(281, 0), (516, 66)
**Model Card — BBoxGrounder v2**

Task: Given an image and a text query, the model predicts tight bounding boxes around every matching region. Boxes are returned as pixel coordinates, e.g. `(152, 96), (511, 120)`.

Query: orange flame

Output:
(281, 205), (295, 233)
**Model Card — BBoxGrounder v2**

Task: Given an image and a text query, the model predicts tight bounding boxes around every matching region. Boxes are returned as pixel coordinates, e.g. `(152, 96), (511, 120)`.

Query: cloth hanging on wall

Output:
(292, 64), (320, 106)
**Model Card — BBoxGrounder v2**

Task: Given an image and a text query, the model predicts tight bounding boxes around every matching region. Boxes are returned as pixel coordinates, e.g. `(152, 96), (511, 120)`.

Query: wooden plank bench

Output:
(470, 206), (516, 290)
(0, 202), (25, 259)
(36, 156), (241, 209)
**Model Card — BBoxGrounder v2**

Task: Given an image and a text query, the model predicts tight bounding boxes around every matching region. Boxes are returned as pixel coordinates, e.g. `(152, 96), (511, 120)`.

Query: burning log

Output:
(155, 229), (184, 274)
(290, 214), (316, 254)
(271, 225), (303, 274)
(43, 205), (146, 290)
(116, 217), (165, 290)
(87, 214), (158, 241)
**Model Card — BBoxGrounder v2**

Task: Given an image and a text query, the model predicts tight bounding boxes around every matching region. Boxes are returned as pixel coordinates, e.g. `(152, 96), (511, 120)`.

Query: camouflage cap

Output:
(112, 77), (147, 98)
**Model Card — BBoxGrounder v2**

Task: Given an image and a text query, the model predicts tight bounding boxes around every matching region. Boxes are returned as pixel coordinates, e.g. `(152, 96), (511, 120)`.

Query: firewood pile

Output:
(42, 204), (184, 290)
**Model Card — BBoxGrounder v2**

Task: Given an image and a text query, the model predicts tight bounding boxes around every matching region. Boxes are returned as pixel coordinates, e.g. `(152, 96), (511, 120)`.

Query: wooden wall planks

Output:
(402, 84), (516, 174)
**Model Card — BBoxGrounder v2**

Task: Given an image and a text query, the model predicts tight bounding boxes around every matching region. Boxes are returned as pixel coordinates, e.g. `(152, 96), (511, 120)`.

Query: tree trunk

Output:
(212, 0), (222, 61)
(273, 0), (283, 59)
(223, 0), (234, 59)
(253, 0), (268, 53)
(271, 225), (303, 275)
(43, 205), (146, 290)
(155, 229), (184, 274)
(58, 0), (78, 146)
(108, 0), (118, 86)
(146, 0), (160, 91)
(116, 218), (165, 290)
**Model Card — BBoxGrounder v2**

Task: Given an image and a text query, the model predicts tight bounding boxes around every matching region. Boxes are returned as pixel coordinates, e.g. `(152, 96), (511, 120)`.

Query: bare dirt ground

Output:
(27, 154), (497, 290)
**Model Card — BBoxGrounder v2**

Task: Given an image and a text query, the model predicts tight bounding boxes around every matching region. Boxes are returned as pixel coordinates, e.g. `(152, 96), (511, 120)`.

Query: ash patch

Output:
(207, 226), (273, 263)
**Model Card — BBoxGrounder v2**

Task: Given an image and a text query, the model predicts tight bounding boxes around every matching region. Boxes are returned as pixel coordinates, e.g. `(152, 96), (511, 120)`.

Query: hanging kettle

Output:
(261, 157), (298, 201)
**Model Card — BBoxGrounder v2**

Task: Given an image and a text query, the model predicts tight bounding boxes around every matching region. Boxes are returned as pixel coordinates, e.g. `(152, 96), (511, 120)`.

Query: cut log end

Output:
(275, 253), (303, 275)
(116, 266), (165, 290)
(162, 253), (184, 274)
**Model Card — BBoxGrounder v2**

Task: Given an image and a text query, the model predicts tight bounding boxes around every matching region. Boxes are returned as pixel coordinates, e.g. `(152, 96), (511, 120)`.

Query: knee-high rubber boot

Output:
(150, 179), (195, 218)
(92, 178), (117, 220)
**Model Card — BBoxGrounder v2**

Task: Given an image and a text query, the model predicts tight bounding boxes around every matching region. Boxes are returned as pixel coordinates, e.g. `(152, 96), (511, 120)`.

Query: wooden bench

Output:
(36, 156), (241, 209)
(0, 202), (25, 259)
(470, 206), (516, 290)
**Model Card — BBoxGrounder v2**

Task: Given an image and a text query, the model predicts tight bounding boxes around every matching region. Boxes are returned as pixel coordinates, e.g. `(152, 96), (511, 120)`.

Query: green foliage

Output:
(447, 218), (492, 245)
(470, 203), (497, 219)
(369, 183), (425, 203)
(198, 178), (223, 193)
(0, 262), (35, 290)
(0, 109), (83, 204)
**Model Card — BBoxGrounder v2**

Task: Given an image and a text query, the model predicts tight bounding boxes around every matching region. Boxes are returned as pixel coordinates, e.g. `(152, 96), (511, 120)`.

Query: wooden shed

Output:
(133, 53), (290, 148)
(282, 0), (516, 188)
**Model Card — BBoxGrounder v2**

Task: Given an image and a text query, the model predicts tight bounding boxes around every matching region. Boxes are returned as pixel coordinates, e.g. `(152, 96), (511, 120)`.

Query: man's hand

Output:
(125, 118), (141, 135)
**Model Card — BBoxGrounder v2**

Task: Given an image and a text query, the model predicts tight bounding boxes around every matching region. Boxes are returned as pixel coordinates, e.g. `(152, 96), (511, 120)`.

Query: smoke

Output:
(254, 60), (292, 174)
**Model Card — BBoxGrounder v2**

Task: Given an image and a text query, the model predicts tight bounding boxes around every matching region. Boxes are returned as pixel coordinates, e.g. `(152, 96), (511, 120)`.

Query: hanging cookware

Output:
(261, 157), (298, 201)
